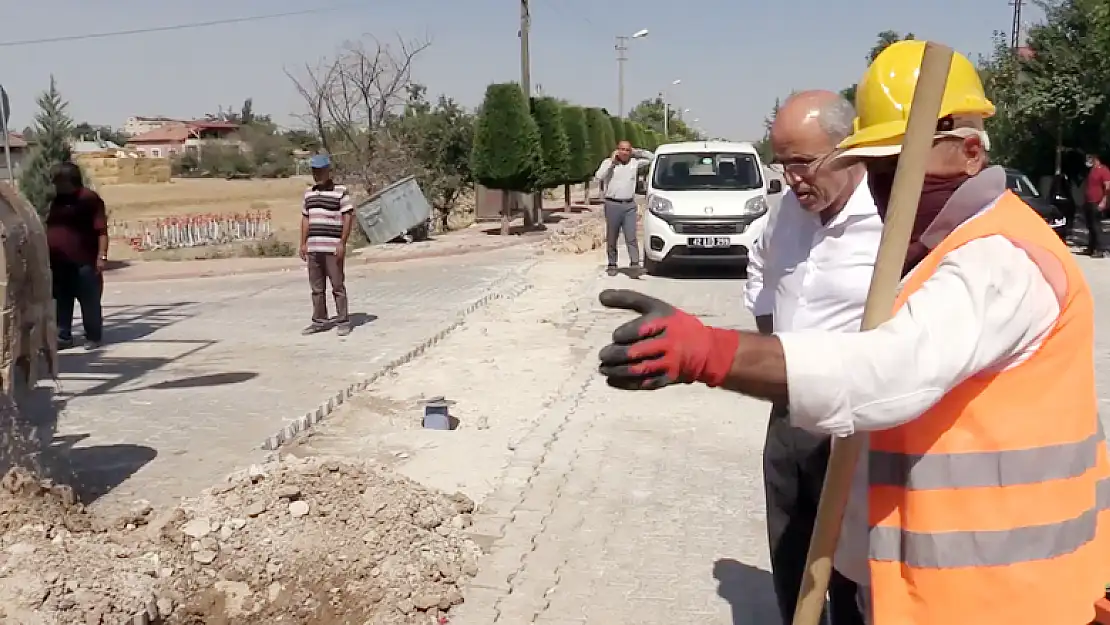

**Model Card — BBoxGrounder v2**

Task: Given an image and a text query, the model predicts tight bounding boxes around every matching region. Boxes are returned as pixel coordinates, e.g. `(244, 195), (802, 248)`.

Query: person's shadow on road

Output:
(714, 558), (781, 624)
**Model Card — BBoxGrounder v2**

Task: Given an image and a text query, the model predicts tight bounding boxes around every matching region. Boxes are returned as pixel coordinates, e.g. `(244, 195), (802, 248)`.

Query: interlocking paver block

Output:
(58, 247), (537, 511)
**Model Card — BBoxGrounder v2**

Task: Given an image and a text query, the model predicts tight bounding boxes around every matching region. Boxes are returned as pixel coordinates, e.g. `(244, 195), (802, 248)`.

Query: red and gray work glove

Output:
(597, 289), (740, 390)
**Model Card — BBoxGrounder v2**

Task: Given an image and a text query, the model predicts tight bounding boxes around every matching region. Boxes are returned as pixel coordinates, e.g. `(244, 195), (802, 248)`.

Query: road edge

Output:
(107, 236), (543, 284)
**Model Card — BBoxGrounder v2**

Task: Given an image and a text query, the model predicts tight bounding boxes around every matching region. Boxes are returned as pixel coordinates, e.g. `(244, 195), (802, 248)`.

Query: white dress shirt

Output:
(776, 190), (1063, 588)
(744, 177), (882, 332)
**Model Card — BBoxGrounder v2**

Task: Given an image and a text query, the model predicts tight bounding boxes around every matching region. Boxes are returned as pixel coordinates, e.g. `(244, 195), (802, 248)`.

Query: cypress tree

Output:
(558, 105), (591, 208)
(471, 83), (541, 192)
(560, 106), (591, 181)
(530, 97), (571, 190)
(19, 76), (75, 215)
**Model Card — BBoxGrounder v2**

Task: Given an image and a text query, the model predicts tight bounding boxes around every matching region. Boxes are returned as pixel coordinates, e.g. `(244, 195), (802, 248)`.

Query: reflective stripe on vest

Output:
(869, 476), (1110, 567)
(870, 429), (1104, 489)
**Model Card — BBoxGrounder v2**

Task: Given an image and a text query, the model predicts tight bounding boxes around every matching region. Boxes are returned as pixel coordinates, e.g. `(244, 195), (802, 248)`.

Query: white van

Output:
(642, 141), (782, 274)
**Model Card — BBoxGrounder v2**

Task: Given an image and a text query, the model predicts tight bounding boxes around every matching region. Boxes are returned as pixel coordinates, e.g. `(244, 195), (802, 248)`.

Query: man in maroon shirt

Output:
(46, 162), (108, 349)
(1083, 152), (1110, 258)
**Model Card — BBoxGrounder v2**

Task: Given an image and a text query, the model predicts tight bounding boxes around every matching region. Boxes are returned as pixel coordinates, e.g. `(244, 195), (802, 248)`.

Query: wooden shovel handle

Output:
(790, 41), (956, 625)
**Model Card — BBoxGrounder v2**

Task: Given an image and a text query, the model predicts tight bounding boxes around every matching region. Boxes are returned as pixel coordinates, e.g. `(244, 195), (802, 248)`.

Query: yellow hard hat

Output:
(838, 40), (995, 156)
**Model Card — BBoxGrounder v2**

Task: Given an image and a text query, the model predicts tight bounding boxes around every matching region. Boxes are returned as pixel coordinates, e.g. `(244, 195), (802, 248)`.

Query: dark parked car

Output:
(1004, 167), (1067, 238)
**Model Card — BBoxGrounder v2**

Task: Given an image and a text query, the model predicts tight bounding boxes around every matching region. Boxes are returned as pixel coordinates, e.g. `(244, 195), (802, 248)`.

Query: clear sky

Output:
(1, 0), (1038, 141)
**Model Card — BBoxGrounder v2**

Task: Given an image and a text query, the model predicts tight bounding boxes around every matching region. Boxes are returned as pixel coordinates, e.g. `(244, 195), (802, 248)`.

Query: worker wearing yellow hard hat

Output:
(596, 38), (1110, 624)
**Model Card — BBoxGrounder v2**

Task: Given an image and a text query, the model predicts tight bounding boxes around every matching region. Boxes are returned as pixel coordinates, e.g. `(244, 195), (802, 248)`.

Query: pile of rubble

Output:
(545, 209), (606, 254)
(0, 457), (480, 624)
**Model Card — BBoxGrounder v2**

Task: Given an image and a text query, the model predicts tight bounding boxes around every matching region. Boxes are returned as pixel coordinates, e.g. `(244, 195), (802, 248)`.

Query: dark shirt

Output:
(46, 188), (108, 266)
(1085, 164), (1110, 204)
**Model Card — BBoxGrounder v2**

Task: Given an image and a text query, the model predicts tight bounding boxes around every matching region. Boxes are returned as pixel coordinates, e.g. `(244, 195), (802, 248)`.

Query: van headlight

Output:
(648, 195), (673, 214)
(743, 195), (768, 216)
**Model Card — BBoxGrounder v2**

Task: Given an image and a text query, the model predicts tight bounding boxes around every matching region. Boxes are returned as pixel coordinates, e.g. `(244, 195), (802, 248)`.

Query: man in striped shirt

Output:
(300, 154), (355, 336)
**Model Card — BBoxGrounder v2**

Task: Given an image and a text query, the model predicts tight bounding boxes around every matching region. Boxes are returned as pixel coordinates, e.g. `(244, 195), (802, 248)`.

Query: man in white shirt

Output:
(595, 140), (653, 276)
(745, 90), (875, 625)
(597, 41), (1109, 624)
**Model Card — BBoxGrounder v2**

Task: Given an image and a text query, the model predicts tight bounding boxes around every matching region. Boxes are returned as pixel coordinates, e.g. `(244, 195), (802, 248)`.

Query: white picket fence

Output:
(109, 211), (274, 251)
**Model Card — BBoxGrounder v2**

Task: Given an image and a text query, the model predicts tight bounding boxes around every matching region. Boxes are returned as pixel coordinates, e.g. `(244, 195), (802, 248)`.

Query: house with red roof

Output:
(0, 132), (33, 181)
(124, 120), (242, 158)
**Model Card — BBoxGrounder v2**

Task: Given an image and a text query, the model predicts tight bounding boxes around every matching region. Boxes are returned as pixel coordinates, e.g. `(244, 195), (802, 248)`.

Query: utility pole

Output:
(616, 36), (629, 118)
(1009, 0), (1024, 50)
(519, 0), (531, 99)
(519, 0), (540, 228)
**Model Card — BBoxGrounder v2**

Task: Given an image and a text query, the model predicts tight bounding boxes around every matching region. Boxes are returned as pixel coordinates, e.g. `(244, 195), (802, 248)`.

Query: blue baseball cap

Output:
(309, 154), (331, 169)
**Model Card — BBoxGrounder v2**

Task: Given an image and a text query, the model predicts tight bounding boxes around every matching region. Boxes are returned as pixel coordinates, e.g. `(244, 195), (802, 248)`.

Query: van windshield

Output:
(652, 152), (763, 191)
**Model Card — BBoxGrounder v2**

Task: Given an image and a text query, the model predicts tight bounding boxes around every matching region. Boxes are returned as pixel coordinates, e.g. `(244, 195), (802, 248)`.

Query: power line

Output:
(0, 5), (353, 48)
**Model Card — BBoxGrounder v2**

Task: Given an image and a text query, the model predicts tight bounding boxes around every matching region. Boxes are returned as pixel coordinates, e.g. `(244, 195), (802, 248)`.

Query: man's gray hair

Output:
(816, 97), (856, 144)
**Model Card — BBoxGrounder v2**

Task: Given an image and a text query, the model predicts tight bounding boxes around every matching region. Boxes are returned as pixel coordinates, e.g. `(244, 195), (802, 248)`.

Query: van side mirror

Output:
(768, 179), (783, 194)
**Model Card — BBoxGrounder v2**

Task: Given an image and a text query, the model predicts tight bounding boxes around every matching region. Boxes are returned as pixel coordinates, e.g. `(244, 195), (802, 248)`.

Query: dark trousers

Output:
(603, 198), (639, 266)
(764, 405), (865, 625)
(307, 252), (348, 323)
(1060, 200), (1078, 243)
(53, 261), (103, 342)
(1083, 202), (1105, 253)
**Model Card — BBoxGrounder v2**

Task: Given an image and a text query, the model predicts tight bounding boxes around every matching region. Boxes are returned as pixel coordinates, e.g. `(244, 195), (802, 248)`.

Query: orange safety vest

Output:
(868, 191), (1110, 624)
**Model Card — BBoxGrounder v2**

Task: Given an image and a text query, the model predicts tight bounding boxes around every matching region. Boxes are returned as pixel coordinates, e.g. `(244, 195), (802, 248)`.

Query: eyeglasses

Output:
(767, 159), (817, 177)
(768, 152), (836, 180)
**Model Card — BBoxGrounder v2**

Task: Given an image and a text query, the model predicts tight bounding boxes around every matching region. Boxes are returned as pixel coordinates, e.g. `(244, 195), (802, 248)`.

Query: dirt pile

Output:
(545, 210), (605, 254)
(0, 456), (480, 625)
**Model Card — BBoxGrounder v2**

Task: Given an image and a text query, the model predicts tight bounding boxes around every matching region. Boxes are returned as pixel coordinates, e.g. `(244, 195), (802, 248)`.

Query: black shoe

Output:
(57, 337), (74, 350)
(627, 265), (643, 278)
(606, 266), (618, 276)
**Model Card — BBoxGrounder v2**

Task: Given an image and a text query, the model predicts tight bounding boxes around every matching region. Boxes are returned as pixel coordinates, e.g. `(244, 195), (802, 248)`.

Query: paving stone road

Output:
(52, 245), (538, 511)
(447, 253), (1110, 625)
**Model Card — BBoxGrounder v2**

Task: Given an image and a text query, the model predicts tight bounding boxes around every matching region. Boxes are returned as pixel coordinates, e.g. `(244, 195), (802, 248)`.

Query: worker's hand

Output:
(597, 289), (740, 390)
(298, 243), (308, 261)
(335, 245), (346, 261)
(95, 257), (107, 274)
(611, 150), (620, 160)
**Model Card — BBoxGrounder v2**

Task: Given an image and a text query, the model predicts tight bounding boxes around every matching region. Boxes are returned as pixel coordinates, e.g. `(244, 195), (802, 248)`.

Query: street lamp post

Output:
(616, 29), (649, 118)
(663, 79), (681, 138)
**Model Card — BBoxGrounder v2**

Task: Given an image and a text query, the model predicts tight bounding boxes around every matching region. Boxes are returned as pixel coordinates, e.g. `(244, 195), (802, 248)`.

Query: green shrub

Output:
(609, 116), (625, 143)
(530, 96), (571, 190)
(559, 105), (592, 182)
(627, 122), (645, 149)
(585, 108), (613, 167)
(471, 83), (542, 191)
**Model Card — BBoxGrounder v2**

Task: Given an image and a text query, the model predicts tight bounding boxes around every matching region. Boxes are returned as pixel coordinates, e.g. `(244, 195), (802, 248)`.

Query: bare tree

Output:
(286, 34), (432, 195)
(285, 58), (339, 155)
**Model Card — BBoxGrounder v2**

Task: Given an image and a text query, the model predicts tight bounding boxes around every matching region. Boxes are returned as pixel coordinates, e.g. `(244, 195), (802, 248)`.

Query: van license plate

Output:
(688, 237), (730, 248)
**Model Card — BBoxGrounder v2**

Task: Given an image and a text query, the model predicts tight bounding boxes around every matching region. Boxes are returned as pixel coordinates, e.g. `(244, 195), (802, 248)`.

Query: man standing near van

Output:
(1083, 151), (1109, 258)
(745, 90), (876, 625)
(299, 154), (354, 336)
(595, 140), (652, 276)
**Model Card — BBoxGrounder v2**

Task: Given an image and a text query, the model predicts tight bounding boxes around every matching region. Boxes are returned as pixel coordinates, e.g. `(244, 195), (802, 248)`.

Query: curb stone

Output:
(258, 257), (540, 452)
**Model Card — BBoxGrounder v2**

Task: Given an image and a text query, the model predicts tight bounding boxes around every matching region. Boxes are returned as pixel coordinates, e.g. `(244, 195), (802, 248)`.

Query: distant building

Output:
(124, 120), (241, 158)
(123, 116), (182, 137)
(0, 133), (32, 181)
